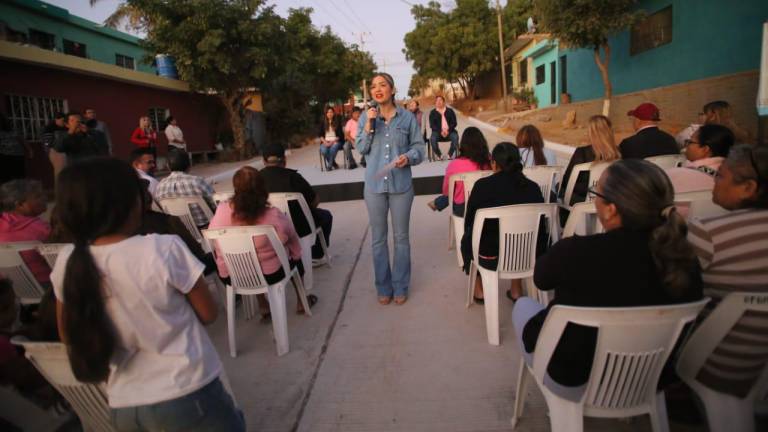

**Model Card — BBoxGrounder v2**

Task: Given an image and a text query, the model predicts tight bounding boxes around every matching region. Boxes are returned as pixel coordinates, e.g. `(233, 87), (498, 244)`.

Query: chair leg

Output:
(479, 268), (500, 345)
(648, 391), (671, 432)
(292, 270), (312, 317)
(694, 384), (754, 432)
(453, 218), (464, 268)
(511, 362), (529, 429)
(543, 392), (584, 432)
(316, 228), (331, 267)
(300, 238), (314, 291)
(466, 261), (477, 308)
(266, 283), (289, 356)
(226, 285), (237, 358)
(448, 215), (455, 251)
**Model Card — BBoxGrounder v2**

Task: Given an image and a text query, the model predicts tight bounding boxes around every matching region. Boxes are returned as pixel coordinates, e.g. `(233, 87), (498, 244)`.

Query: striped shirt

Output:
(155, 172), (216, 227)
(687, 208), (768, 397)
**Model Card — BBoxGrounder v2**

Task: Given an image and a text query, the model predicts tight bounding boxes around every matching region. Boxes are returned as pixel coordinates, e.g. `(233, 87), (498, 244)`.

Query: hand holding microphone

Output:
(365, 101), (378, 134)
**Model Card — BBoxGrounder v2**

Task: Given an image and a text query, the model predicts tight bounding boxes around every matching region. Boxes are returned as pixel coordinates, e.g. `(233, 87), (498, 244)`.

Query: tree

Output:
(408, 73), (430, 97)
(535, 0), (642, 115)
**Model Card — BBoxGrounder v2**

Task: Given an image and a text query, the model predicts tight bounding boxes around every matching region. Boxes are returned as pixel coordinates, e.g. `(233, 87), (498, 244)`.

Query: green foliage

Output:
(535, 0), (642, 49)
(502, 0), (534, 45)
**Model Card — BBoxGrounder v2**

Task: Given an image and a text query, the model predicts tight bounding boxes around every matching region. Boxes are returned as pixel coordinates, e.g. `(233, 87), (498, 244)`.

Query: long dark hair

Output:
(458, 127), (490, 168)
(56, 158), (143, 382)
(516, 124), (547, 166)
(322, 106), (338, 132)
(600, 160), (698, 298)
(232, 166), (269, 222)
(492, 142), (526, 186)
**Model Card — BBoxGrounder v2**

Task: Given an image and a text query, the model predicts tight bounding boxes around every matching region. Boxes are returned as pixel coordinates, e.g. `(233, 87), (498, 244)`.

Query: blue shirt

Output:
(355, 106), (425, 194)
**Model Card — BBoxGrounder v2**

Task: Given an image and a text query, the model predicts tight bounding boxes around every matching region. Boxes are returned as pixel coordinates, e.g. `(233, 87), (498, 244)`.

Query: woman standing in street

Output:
(356, 72), (425, 305)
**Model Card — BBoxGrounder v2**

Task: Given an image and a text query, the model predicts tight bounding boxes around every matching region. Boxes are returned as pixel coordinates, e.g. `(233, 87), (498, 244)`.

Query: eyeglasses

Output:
(588, 186), (611, 202)
(684, 139), (700, 147)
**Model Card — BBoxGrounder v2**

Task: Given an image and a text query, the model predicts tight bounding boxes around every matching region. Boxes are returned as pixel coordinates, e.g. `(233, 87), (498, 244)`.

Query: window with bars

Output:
(5, 95), (68, 142)
(28, 29), (55, 50)
(148, 107), (170, 132)
(630, 6), (673, 56)
(535, 64), (545, 85)
(63, 39), (87, 58)
(116, 54), (135, 70)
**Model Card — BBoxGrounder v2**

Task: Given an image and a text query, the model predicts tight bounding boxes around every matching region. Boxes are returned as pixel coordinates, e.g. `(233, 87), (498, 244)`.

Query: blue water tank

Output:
(155, 54), (178, 79)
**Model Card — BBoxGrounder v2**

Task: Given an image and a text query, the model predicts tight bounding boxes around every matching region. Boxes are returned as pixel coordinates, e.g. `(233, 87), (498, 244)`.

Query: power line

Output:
(340, 0), (372, 34)
(306, 0), (356, 36)
(327, 0), (370, 36)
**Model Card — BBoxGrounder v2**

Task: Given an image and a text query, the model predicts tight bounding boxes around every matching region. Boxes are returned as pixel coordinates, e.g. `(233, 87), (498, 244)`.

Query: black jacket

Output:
(318, 118), (345, 145)
(523, 228), (703, 387)
(559, 145), (596, 206)
(429, 107), (457, 134)
(619, 127), (679, 159)
(260, 165), (317, 237)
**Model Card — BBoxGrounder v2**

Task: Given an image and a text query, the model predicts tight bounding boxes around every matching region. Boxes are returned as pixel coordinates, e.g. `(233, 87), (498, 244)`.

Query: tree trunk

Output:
(456, 79), (468, 100)
(593, 42), (612, 117)
(221, 93), (247, 160)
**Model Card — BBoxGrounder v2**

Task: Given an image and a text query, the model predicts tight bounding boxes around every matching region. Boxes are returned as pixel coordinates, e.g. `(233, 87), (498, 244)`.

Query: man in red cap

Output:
(619, 102), (679, 159)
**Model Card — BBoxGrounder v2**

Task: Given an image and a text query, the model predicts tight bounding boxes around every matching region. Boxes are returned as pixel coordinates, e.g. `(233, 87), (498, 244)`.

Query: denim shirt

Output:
(355, 106), (425, 194)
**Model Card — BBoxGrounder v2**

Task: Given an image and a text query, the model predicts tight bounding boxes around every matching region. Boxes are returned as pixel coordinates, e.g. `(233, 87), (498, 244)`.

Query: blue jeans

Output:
(111, 378), (245, 432)
(319, 142), (342, 168)
(429, 130), (459, 158)
(364, 187), (414, 297)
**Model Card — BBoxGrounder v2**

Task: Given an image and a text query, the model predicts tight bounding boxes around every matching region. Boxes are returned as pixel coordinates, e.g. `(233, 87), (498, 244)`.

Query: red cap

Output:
(627, 103), (661, 121)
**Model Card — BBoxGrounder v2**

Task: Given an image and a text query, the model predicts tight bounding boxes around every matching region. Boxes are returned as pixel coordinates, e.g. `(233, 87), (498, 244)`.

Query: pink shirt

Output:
(442, 158), (488, 204)
(208, 204), (302, 277)
(0, 212), (51, 284)
(344, 118), (358, 141)
(437, 107), (449, 133)
(666, 157), (724, 194)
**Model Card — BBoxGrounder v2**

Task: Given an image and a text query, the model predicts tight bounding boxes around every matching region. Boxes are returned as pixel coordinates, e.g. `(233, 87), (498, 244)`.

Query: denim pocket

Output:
(148, 387), (209, 432)
(394, 127), (410, 152)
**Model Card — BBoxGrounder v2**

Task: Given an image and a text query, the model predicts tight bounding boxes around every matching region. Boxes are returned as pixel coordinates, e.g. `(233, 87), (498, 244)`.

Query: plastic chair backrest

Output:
(562, 162), (592, 208)
(36, 243), (70, 270)
(0, 242), (46, 304)
(677, 292), (768, 399)
(471, 203), (556, 278)
(12, 339), (116, 432)
(533, 299), (708, 407)
(673, 190), (729, 221)
(212, 191), (234, 206)
(159, 196), (214, 244)
(523, 165), (562, 203)
(645, 154), (684, 169)
(586, 162), (612, 202)
(448, 170), (493, 217)
(202, 226), (291, 290)
(562, 202), (604, 238)
(268, 192), (317, 240)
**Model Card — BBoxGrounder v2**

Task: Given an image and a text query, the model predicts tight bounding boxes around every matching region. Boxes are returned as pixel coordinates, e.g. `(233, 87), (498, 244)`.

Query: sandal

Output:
(297, 294), (318, 314)
(505, 290), (520, 303)
(427, 201), (437, 211)
(394, 295), (408, 305)
(378, 296), (392, 305)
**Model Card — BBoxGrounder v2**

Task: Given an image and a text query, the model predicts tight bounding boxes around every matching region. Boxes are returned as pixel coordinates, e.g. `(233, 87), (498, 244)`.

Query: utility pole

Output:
(496, 0), (508, 111)
(355, 32), (372, 103)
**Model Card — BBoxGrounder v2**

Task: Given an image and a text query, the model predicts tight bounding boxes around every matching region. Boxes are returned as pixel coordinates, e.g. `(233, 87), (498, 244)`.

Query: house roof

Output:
(504, 34), (550, 59)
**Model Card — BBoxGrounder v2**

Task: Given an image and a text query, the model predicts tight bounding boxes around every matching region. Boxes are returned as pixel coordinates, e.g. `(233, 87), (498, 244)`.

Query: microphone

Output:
(367, 101), (378, 134)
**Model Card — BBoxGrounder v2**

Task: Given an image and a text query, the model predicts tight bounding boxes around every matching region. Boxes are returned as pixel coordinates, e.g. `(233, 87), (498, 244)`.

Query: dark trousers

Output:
(311, 207), (333, 259)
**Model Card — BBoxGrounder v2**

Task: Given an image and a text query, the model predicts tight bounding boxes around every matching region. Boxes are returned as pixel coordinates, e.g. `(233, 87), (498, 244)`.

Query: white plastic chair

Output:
(10, 339), (117, 432)
(203, 226), (312, 357)
(159, 196), (215, 253)
(676, 292), (768, 432)
(673, 190), (730, 221)
(0, 242), (46, 305)
(645, 154), (684, 169)
(269, 192), (331, 292)
(562, 202), (605, 238)
(36, 243), (70, 270)
(523, 165), (562, 203)
(560, 162), (612, 210)
(467, 203), (559, 345)
(512, 299), (709, 432)
(447, 170), (493, 267)
(212, 191), (234, 206)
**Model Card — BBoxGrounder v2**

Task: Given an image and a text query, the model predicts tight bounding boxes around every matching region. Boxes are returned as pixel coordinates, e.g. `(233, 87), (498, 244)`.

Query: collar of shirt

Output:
(636, 124), (658, 133)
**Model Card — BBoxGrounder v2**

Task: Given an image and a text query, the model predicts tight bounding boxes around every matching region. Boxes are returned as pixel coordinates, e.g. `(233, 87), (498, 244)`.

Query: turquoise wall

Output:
(564, 0), (768, 102)
(0, 0), (155, 74)
(526, 40), (560, 108)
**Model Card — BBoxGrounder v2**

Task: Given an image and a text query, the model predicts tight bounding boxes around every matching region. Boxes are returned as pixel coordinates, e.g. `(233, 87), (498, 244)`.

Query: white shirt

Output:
(520, 146), (557, 167)
(165, 124), (185, 150)
(51, 234), (221, 408)
(136, 169), (159, 196)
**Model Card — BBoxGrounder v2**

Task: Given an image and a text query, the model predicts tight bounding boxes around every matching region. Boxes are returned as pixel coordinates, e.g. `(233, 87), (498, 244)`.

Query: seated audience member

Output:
(129, 148), (159, 196)
(428, 95), (459, 160)
(675, 110), (706, 149)
(318, 107), (344, 171)
(559, 115), (621, 206)
(702, 100), (752, 145)
(666, 124), (734, 193)
(427, 126), (491, 215)
(260, 143), (333, 260)
(341, 109), (359, 169)
(460, 142), (544, 303)
(0, 179), (51, 285)
(209, 166), (317, 317)
(155, 149), (216, 227)
(619, 103), (678, 159)
(50, 158), (244, 430)
(687, 145), (767, 397)
(516, 125), (556, 167)
(514, 159), (703, 388)
(137, 179), (216, 276)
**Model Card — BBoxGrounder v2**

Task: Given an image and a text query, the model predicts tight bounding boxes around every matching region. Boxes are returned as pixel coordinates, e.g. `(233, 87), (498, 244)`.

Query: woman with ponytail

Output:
(516, 125), (556, 167)
(513, 159), (702, 388)
(51, 158), (244, 431)
(460, 142), (545, 304)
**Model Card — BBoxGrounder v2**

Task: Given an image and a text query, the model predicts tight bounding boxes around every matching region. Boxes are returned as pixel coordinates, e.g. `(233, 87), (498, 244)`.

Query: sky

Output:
(43, 0), (447, 96)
